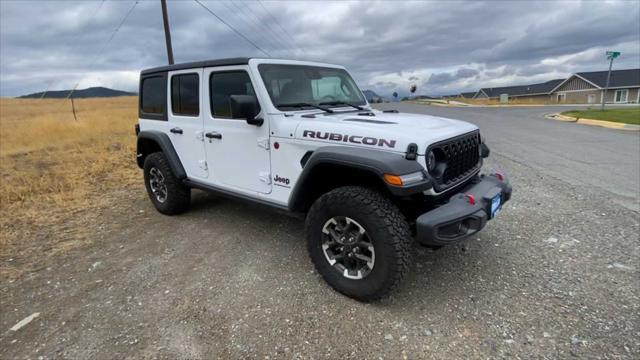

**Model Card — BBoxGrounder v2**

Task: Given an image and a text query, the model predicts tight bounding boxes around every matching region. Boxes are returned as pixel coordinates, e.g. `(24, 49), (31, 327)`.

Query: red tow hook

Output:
(465, 194), (476, 205)
(494, 172), (504, 182)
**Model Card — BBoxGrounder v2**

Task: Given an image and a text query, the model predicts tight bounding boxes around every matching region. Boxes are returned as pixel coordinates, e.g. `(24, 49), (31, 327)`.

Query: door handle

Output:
(170, 127), (183, 134)
(205, 131), (222, 140)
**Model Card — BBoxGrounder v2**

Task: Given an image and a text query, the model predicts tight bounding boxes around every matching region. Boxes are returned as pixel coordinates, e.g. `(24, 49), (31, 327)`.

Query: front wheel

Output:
(305, 186), (413, 301)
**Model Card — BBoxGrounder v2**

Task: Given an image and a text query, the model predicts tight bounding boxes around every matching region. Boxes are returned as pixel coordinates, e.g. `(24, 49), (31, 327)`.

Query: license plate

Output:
(490, 194), (502, 219)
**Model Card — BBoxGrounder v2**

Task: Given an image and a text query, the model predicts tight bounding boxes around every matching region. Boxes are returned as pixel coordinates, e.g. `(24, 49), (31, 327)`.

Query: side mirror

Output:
(229, 95), (263, 126)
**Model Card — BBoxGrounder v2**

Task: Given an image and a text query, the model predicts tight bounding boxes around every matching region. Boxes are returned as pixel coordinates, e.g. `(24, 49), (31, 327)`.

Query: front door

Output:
(202, 66), (271, 194)
(167, 69), (207, 179)
(587, 94), (595, 104)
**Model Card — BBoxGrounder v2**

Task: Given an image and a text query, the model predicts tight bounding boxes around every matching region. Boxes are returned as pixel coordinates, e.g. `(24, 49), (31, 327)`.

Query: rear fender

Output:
(136, 130), (186, 179)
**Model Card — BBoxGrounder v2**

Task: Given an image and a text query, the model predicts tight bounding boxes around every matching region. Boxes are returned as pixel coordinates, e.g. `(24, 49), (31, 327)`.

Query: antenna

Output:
(160, 0), (174, 65)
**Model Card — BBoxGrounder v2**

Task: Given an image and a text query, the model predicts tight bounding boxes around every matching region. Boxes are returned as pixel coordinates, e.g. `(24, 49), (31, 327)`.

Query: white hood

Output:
(293, 109), (478, 155)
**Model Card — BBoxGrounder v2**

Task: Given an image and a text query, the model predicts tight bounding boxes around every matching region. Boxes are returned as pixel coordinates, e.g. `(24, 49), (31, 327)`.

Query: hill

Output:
(362, 89), (388, 103)
(19, 86), (135, 99)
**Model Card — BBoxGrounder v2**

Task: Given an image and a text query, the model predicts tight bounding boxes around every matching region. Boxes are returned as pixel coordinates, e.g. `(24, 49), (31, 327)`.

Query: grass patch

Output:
(0, 97), (139, 279)
(452, 98), (554, 106)
(561, 108), (640, 125)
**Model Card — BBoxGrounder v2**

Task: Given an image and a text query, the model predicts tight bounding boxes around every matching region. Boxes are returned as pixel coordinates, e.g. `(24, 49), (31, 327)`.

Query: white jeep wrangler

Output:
(135, 58), (511, 301)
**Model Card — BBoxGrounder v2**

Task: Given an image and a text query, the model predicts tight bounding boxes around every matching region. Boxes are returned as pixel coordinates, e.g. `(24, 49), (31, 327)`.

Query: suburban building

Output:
(473, 79), (565, 102)
(549, 69), (640, 104)
(430, 68), (639, 104)
(440, 91), (481, 100)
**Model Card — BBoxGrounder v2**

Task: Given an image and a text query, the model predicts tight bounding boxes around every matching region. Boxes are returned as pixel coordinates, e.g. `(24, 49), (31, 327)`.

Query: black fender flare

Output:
(288, 146), (432, 212)
(136, 130), (186, 179)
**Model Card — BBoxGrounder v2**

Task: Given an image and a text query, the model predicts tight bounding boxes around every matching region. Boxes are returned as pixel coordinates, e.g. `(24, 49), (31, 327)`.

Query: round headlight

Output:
(427, 150), (436, 172)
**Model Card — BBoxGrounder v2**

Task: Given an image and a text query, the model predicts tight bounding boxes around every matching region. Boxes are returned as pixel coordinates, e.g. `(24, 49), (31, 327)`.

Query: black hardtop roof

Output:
(480, 78), (565, 98)
(576, 68), (640, 88)
(141, 57), (251, 75)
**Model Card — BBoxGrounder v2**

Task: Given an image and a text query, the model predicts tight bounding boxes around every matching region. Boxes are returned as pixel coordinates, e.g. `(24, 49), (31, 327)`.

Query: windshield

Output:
(258, 64), (366, 111)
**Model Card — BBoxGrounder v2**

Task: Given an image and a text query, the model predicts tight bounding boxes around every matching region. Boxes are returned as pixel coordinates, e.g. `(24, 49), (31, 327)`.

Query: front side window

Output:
(258, 64), (366, 111)
(141, 76), (166, 114)
(171, 73), (199, 116)
(210, 71), (258, 118)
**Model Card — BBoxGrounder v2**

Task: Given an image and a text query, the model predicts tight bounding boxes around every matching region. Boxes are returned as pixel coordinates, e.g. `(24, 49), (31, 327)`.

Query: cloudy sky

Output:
(1, 0), (639, 97)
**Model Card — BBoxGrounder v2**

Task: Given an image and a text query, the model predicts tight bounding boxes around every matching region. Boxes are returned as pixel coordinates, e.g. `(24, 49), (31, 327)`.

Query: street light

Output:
(601, 50), (621, 110)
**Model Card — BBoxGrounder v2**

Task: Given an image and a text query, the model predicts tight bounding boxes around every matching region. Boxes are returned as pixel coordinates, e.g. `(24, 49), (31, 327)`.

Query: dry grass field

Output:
(0, 96), (139, 279)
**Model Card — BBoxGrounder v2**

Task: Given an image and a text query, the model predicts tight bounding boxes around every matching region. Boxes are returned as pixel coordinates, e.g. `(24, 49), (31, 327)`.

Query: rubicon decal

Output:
(302, 130), (397, 148)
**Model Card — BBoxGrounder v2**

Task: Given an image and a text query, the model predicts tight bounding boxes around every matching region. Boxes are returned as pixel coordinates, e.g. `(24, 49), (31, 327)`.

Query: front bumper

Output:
(416, 173), (512, 246)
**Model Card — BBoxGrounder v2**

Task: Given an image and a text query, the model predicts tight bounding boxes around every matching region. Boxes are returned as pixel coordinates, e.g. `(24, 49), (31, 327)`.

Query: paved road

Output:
(377, 103), (640, 210)
(1, 105), (639, 359)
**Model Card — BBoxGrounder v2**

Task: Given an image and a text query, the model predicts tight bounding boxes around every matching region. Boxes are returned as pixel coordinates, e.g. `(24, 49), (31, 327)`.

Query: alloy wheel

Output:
(148, 167), (168, 203)
(321, 216), (375, 279)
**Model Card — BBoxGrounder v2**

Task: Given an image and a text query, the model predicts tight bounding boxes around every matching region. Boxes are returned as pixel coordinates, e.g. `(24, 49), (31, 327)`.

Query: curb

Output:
(576, 118), (638, 131)
(547, 113), (640, 131)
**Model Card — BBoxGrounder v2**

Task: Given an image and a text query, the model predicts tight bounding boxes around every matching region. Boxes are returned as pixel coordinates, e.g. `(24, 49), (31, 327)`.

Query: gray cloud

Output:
(427, 67), (479, 86)
(1, 0), (639, 97)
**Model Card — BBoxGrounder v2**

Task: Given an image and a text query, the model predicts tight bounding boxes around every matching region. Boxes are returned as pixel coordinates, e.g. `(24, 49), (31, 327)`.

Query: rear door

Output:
(167, 69), (207, 179)
(202, 66), (271, 194)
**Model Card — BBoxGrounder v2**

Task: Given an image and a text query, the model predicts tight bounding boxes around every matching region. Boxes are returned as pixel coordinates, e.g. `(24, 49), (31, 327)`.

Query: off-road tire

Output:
(143, 152), (190, 215)
(305, 186), (413, 301)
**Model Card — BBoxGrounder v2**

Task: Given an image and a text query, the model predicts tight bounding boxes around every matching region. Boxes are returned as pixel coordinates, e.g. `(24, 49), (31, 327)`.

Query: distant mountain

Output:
(19, 86), (135, 99)
(362, 89), (389, 103)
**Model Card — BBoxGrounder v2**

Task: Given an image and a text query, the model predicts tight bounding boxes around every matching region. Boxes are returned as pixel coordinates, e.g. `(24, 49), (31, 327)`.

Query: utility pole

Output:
(161, 0), (174, 65)
(601, 50), (620, 110)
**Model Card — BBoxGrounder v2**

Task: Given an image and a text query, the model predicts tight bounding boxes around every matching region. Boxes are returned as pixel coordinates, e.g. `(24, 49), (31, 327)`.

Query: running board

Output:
(183, 179), (302, 218)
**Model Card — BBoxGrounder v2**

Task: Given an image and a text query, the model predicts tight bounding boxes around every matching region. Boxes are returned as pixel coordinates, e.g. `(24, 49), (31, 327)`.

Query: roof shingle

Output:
(478, 79), (565, 98)
(575, 69), (640, 88)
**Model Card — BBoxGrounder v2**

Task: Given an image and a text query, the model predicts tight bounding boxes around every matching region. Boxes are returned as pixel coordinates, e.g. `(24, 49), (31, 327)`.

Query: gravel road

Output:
(2, 105), (639, 359)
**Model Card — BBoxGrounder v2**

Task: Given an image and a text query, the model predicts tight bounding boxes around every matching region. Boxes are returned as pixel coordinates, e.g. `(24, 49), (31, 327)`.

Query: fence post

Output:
(71, 98), (78, 121)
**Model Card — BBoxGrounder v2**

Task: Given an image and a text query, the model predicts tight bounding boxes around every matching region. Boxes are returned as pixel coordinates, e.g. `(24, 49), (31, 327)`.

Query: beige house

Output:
(473, 79), (564, 103)
(550, 69), (640, 104)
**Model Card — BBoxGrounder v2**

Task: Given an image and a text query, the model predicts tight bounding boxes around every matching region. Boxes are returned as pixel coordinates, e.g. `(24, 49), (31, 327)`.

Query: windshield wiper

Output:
(318, 101), (365, 110)
(278, 102), (334, 113)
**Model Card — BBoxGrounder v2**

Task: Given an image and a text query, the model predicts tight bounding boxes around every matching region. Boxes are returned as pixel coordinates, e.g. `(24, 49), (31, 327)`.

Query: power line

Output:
(226, 1), (282, 52)
(217, 1), (277, 55)
(256, 0), (300, 54)
(91, 0), (139, 66)
(193, 0), (271, 57)
(62, 0), (139, 101)
(236, 1), (296, 55)
(41, 0), (106, 99)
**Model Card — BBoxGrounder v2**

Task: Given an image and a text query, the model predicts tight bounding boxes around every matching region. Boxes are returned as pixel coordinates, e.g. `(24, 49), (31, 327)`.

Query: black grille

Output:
(430, 131), (481, 190)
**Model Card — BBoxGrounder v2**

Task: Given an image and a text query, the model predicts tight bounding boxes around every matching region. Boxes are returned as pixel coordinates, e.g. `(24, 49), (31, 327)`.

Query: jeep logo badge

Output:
(274, 175), (290, 186)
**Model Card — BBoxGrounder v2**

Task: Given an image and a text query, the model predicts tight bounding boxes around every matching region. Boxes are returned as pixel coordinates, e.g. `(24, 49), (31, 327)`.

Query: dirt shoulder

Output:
(2, 153), (638, 359)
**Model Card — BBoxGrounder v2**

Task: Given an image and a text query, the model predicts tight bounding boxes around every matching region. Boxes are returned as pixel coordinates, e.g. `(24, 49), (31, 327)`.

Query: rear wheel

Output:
(305, 186), (413, 301)
(143, 152), (190, 215)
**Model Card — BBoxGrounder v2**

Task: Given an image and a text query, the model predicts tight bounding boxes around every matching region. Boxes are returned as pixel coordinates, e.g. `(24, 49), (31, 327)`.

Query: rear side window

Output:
(210, 71), (258, 119)
(141, 76), (166, 116)
(171, 73), (199, 116)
